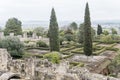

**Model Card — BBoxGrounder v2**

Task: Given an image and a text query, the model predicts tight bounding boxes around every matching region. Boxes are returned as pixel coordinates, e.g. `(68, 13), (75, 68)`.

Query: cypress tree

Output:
(83, 3), (92, 56)
(49, 8), (60, 52)
(97, 24), (102, 35)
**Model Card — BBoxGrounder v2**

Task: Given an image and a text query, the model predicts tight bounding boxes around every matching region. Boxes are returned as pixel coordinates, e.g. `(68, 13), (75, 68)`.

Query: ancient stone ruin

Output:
(0, 48), (120, 80)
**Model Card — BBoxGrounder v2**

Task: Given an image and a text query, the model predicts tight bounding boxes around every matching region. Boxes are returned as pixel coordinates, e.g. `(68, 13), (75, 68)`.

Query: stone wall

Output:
(7, 58), (36, 79)
(0, 49), (11, 71)
(0, 48), (119, 80)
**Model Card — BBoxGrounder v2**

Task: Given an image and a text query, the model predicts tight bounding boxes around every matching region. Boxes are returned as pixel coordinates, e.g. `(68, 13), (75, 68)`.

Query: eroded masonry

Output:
(0, 48), (120, 80)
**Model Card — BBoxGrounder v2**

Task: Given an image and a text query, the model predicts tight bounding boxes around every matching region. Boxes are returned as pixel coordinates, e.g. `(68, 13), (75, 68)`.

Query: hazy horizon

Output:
(0, 20), (120, 30)
(0, 0), (120, 28)
(0, 0), (120, 22)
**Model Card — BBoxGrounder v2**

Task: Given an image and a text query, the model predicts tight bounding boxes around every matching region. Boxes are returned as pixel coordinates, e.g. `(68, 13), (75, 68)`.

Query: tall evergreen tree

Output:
(49, 8), (60, 51)
(78, 23), (95, 44)
(83, 3), (92, 56)
(97, 24), (102, 35)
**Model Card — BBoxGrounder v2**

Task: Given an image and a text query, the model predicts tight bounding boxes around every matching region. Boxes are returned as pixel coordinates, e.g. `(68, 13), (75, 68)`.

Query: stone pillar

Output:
(23, 32), (27, 38)
(32, 33), (37, 39)
(0, 49), (11, 71)
(0, 32), (4, 39)
(39, 36), (42, 39)
(25, 58), (35, 79)
(10, 33), (14, 36)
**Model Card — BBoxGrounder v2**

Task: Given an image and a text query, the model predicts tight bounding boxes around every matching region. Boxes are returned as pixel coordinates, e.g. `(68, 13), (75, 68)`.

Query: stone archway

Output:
(8, 75), (21, 80)
(0, 72), (21, 80)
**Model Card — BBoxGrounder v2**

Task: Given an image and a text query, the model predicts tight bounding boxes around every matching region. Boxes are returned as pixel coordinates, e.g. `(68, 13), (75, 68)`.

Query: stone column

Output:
(32, 33), (37, 39)
(10, 33), (14, 36)
(0, 49), (11, 71)
(23, 32), (27, 38)
(0, 32), (4, 39)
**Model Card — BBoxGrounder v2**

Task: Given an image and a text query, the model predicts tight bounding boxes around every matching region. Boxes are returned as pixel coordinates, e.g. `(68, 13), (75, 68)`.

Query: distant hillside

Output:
(0, 20), (120, 29)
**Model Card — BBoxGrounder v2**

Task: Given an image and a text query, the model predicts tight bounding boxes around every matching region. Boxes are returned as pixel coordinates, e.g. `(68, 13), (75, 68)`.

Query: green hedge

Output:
(62, 53), (74, 59)
(62, 52), (71, 55)
(106, 47), (119, 52)
(93, 42), (100, 46)
(109, 43), (117, 47)
(105, 43), (118, 52)
(36, 40), (48, 47)
(71, 51), (84, 54)
(70, 62), (84, 67)
(25, 47), (49, 50)
(23, 52), (43, 58)
(75, 44), (83, 48)
(93, 48), (106, 55)
(71, 48), (83, 54)
(93, 46), (104, 52)
(60, 46), (75, 52)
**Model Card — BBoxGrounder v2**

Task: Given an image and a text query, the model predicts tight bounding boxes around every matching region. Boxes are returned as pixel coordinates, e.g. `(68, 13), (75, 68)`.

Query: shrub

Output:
(44, 52), (60, 64)
(100, 35), (113, 44)
(24, 40), (30, 43)
(102, 30), (109, 35)
(99, 35), (120, 44)
(0, 36), (24, 58)
(59, 36), (64, 45)
(36, 40), (48, 47)
(25, 42), (36, 48)
(64, 34), (74, 41)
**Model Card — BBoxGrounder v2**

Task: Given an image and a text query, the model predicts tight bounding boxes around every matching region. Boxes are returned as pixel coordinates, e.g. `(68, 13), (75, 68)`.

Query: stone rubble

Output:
(0, 48), (120, 80)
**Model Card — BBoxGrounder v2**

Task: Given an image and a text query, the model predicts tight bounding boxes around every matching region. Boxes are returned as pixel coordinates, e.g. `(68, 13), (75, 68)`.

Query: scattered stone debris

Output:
(0, 48), (120, 80)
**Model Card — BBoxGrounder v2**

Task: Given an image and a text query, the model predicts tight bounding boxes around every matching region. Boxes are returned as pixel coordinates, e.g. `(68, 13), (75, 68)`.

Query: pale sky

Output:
(0, 0), (120, 22)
